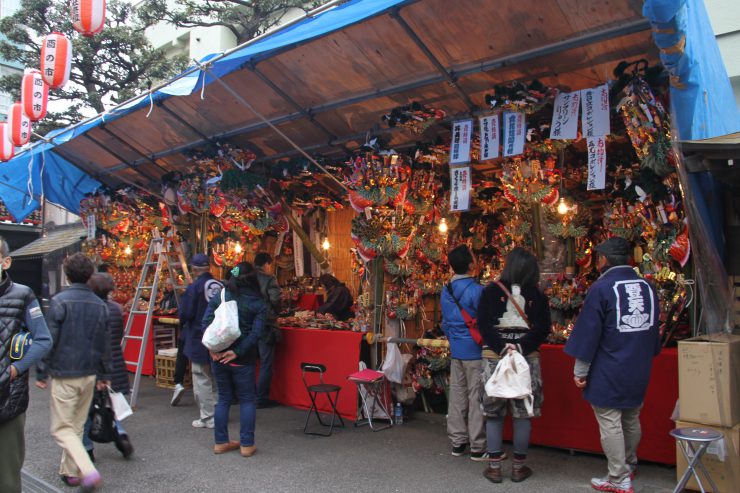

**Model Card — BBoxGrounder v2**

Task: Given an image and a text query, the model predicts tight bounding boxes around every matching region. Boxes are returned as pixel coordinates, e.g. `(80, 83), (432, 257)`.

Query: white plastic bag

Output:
(484, 351), (534, 416)
(107, 386), (133, 421)
(202, 289), (241, 352)
(382, 343), (405, 384)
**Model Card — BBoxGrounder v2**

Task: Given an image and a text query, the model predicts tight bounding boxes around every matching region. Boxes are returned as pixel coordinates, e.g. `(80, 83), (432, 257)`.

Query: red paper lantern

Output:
(0, 124), (14, 162)
(71, 0), (106, 37)
(8, 103), (31, 147)
(40, 33), (72, 89)
(21, 69), (49, 121)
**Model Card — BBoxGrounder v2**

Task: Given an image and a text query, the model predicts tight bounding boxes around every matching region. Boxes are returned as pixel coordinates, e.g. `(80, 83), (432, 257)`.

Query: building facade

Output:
(706, 0), (740, 107)
(0, 0), (23, 121)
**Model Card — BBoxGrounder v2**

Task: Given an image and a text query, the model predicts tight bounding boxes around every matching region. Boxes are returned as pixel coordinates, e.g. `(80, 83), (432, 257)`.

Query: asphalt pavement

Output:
(21, 378), (677, 492)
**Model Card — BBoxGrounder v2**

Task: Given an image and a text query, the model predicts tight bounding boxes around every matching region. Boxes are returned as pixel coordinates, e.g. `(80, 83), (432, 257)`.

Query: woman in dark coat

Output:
(316, 274), (354, 321)
(83, 273), (133, 460)
(477, 248), (551, 484)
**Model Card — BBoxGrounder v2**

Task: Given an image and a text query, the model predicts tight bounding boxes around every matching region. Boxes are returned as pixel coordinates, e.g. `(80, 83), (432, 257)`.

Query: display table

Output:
(504, 344), (678, 464)
(123, 314), (178, 376)
(270, 326), (362, 421)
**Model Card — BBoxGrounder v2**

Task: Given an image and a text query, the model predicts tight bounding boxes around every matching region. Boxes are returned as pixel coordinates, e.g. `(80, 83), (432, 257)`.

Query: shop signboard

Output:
(450, 166), (472, 212)
(449, 120), (473, 164)
(479, 114), (500, 161)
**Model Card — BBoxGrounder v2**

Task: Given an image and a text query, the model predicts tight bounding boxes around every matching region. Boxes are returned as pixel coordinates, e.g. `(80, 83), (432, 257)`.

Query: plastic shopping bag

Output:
(484, 351), (534, 416)
(382, 343), (405, 384)
(202, 289), (241, 352)
(108, 386), (133, 421)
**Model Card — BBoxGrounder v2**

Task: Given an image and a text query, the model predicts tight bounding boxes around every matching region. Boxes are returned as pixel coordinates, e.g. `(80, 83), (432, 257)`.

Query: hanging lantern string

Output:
(194, 60), (348, 192)
(146, 91), (154, 118)
(200, 71), (206, 100)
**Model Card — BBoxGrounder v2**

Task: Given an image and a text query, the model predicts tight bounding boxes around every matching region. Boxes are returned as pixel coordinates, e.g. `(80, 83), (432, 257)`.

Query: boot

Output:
(483, 460), (503, 484)
(511, 458), (533, 482)
(240, 445), (257, 457)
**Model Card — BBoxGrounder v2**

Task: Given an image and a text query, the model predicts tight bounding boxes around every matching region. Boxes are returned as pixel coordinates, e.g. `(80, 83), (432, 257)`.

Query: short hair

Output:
(0, 236), (9, 257)
(319, 274), (339, 289)
(500, 247), (540, 288)
(64, 253), (95, 284)
(98, 263), (110, 273)
(88, 273), (115, 298)
(448, 244), (474, 275)
(602, 253), (630, 267)
(254, 252), (272, 268)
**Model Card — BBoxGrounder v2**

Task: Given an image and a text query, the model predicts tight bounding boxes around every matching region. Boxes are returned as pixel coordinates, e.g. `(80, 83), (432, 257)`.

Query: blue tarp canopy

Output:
(2, 0), (735, 221)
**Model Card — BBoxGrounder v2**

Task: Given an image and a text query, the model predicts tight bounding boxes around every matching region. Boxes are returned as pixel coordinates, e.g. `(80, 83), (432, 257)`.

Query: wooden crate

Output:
(155, 354), (192, 389)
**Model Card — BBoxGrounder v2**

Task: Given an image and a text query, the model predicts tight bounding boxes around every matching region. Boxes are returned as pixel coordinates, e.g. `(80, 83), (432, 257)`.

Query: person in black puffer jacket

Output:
(202, 261), (267, 458)
(82, 273), (134, 460)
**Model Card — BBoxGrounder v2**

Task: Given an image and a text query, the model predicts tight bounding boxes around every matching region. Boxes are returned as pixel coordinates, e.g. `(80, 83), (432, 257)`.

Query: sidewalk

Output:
(23, 379), (676, 492)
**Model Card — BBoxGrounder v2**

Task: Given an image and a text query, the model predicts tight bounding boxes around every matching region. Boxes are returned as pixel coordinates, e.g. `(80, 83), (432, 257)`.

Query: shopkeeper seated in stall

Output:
(158, 278), (178, 314)
(316, 274), (354, 321)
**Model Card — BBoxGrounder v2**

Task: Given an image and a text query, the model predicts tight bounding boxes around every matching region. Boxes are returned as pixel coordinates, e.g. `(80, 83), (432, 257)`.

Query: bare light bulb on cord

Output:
(322, 238), (331, 251)
(557, 198), (569, 215)
(124, 245), (132, 256)
(234, 242), (242, 254)
(438, 217), (448, 234)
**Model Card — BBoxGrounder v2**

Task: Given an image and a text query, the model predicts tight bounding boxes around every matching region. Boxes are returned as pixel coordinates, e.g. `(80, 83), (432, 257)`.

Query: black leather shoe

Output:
(115, 434), (134, 459)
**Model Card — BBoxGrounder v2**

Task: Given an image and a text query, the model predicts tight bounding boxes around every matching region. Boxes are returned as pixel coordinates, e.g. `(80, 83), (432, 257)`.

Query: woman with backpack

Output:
(477, 247), (551, 484)
(202, 262), (267, 458)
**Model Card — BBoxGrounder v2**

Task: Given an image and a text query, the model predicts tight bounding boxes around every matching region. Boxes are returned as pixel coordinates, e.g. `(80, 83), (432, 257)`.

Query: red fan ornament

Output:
(70, 0), (107, 37)
(0, 124), (14, 162)
(7, 103), (31, 146)
(40, 33), (72, 89)
(21, 69), (49, 121)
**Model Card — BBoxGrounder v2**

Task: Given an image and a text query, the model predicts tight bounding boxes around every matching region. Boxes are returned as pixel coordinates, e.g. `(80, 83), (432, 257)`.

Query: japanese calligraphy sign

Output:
(502, 112), (526, 157)
(450, 166), (472, 212)
(21, 69), (49, 121)
(550, 91), (581, 140)
(8, 103), (31, 147)
(71, 0), (107, 37)
(87, 215), (96, 240)
(581, 84), (610, 138)
(292, 211), (304, 277)
(449, 120), (473, 164)
(586, 137), (607, 191)
(479, 115), (500, 161)
(0, 124), (15, 162)
(40, 33), (72, 89)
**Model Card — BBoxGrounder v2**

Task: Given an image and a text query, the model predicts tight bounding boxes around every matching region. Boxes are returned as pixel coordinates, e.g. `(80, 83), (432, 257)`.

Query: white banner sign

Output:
(479, 115), (500, 161)
(86, 214), (96, 239)
(550, 91), (581, 140)
(502, 112), (526, 157)
(292, 213), (304, 277)
(587, 137), (607, 190)
(274, 231), (286, 258)
(581, 84), (610, 138)
(449, 120), (473, 164)
(450, 166), (472, 212)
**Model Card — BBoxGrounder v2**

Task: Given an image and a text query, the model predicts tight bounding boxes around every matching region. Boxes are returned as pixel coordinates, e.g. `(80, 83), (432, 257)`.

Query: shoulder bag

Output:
(446, 282), (484, 346)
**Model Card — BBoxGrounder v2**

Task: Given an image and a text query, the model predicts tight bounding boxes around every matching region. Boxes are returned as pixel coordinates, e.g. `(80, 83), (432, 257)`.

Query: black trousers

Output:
(174, 342), (187, 385)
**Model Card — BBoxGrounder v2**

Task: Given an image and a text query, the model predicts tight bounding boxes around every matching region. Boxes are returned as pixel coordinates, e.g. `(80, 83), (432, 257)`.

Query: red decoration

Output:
(7, 103), (31, 146)
(21, 69), (49, 121)
(0, 124), (14, 162)
(40, 33), (72, 89)
(71, 0), (107, 37)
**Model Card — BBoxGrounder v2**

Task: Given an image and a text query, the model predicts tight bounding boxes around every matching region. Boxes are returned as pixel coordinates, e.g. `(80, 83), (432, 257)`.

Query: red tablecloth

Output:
(295, 293), (324, 311)
(122, 314), (167, 376)
(505, 344), (678, 464)
(270, 327), (361, 421)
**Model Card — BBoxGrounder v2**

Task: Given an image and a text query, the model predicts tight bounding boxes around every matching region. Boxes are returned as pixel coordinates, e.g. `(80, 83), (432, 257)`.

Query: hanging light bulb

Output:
(322, 238), (331, 251)
(438, 217), (448, 234)
(234, 242), (242, 254)
(124, 245), (132, 256)
(557, 198), (569, 215)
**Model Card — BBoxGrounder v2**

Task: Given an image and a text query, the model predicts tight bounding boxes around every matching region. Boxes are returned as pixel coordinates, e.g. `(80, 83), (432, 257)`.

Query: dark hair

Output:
(64, 253), (95, 284)
(88, 273), (115, 299)
(98, 263), (110, 273)
(499, 247), (540, 288)
(254, 252), (272, 268)
(448, 244), (474, 275)
(602, 253), (630, 267)
(319, 274), (339, 289)
(227, 262), (260, 294)
(0, 236), (9, 257)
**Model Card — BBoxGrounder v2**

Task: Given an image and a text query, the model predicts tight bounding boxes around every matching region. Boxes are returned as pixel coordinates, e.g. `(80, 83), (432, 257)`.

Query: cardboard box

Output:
(675, 421), (740, 493)
(678, 334), (740, 427)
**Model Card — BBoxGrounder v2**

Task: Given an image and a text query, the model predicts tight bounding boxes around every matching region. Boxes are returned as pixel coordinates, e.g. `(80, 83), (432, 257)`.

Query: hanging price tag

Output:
(587, 137), (607, 190)
(449, 120), (473, 164)
(581, 84), (610, 137)
(502, 112), (526, 157)
(450, 166), (472, 211)
(479, 115), (500, 161)
(550, 91), (581, 140)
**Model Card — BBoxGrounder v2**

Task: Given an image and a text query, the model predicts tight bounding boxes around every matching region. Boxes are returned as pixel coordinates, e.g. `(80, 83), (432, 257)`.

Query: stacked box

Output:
(155, 354), (192, 389)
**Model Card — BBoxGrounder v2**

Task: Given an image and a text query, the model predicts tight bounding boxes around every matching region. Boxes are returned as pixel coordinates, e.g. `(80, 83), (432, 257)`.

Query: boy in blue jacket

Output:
(440, 245), (486, 461)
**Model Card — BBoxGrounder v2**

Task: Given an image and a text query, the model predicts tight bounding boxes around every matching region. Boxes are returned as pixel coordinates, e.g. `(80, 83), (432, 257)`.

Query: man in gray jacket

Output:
(254, 253), (281, 408)
(37, 253), (111, 492)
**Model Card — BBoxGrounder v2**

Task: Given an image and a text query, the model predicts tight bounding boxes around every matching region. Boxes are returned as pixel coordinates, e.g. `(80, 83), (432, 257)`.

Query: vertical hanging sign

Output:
(449, 120), (473, 164)
(292, 212), (304, 277)
(479, 115), (500, 161)
(502, 112), (526, 157)
(581, 84), (610, 138)
(86, 215), (96, 239)
(587, 137), (607, 190)
(550, 91), (581, 140)
(274, 231), (286, 258)
(450, 166), (472, 211)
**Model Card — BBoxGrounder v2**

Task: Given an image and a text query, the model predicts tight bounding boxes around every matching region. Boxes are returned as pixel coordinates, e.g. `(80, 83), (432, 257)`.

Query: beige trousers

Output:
(50, 375), (98, 478)
(447, 358), (486, 452)
(592, 405), (642, 482)
(191, 362), (216, 420)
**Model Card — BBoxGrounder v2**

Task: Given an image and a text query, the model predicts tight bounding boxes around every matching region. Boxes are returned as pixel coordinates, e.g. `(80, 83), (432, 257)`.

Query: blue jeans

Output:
(83, 416), (126, 451)
(257, 338), (275, 404)
(212, 361), (257, 447)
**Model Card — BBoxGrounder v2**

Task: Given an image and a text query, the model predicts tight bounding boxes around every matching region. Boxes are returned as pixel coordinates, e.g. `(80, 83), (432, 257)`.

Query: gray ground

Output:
(22, 379), (677, 492)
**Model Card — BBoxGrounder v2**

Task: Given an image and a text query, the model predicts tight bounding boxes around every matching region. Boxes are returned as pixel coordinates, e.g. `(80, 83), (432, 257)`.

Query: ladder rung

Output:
(124, 335), (144, 340)
(130, 310), (150, 315)
(138, 286), (155, 290)
(124, 361), (139, 367)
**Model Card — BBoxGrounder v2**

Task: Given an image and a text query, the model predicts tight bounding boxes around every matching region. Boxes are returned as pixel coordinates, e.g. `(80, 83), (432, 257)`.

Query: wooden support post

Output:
(371, 258), (385, 368)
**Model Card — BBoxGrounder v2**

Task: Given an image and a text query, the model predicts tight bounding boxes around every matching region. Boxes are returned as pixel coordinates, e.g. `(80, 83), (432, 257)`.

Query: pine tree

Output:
(0, 0), (188, 136)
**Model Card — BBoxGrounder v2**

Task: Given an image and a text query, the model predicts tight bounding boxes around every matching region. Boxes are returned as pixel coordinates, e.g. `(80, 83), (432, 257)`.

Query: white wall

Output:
(705, 0), (740, 107)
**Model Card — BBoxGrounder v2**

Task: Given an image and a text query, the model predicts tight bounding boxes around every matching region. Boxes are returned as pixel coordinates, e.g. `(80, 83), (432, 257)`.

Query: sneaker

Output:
(591, 476), (634, 493)
(451, 443), (468, 456)
(192, 418), (215, 429)
(470, 451), (489, 462)
(79, 471), (102, 492)
(171, 384), (185, 406)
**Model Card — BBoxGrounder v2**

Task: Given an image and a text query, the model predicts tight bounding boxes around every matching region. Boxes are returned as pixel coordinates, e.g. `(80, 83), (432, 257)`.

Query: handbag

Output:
(445, 282), (484, 346)
(202, 289), (241, 352)
(484, 351), (534, 416)
(9, 330), (32, 361)
(89, 390), (116, 443)
(107, 386), (133, 421)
